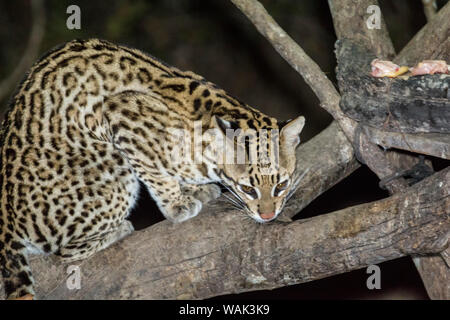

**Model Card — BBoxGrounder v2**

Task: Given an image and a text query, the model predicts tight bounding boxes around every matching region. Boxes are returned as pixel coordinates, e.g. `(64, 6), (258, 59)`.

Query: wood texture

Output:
(1, 163), (447, 300)
(336, 40), (450, 134)
(364, 127), (450, 160)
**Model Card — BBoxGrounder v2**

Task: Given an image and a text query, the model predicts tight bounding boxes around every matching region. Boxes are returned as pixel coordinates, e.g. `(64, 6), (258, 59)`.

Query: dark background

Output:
(1, 0), (448, 299)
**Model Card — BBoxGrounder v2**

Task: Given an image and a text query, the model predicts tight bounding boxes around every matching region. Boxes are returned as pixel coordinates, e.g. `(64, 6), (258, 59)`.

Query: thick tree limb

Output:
(238, 0), (448, 298)
(336, 39), (450, 134)
(0, 0), (45, 103)
(336, 39), (450, 162)
(1, 166), (447, 300)
(413, 251), (450, 300)
(364, 127), (450, 160)
(327, 0), (396, 59)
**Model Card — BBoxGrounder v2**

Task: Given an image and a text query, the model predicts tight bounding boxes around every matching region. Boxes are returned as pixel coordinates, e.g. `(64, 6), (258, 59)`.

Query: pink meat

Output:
(410, 60), (449, 76)
(370, 59), (400, 77)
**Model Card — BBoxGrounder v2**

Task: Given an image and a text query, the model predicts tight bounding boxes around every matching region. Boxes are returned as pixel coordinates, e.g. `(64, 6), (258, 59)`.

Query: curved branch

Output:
(0, 0), (45, 103)
(230, 0), (349, 130)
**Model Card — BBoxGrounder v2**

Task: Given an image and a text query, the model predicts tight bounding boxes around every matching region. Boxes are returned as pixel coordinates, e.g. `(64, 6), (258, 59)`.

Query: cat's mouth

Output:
(250, 210), (279, 223)
(260, 211), (276, 220)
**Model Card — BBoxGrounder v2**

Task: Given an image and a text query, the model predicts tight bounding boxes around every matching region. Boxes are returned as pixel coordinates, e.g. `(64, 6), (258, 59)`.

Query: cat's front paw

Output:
(181, 183), (221, 204)
(161, 195), (202, 223)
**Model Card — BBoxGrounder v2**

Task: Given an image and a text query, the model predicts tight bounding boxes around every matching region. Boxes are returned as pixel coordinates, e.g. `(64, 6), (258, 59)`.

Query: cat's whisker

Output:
(223, 195), (242, 207)
(220, 183), (246, 206)
(286, 167), (311, 201)
(229, 203), (246, 212)
(222, 193), (244, 209)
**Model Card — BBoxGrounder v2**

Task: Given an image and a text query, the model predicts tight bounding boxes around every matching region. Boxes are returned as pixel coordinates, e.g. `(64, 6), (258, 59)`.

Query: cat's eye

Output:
(274, 180), (289, 196)
(240, 184), (255, 194)
(239, 184), (258, 200)
(276, 180), (288, 190)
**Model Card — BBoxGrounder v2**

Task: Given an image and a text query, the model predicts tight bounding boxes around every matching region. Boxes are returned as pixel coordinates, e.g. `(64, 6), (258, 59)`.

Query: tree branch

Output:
(364, 127), (450, 160)
(421, 0), (438, 22)
(229, 0), (351, 133)
(327, 0), (396, 59)
(1, 167), (447, 299)
(233, 0), (450, 298)
(232, 0), (411, 193)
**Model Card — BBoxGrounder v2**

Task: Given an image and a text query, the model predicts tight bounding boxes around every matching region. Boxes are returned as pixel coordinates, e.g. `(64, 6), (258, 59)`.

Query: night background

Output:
(1, 0), (448, 299)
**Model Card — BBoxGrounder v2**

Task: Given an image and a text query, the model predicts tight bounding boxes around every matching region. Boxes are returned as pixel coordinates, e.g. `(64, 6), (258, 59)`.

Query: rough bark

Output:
(336, 40), (450, 134)
(230, 0), (352, 134)
(364, 127), (450, 160)
(327, 0), (396, 59)
(1, 166), (447, 300)
(327, 0), (413, 194)
(336, 39), (450, 162)
(413, 251), (450, 300)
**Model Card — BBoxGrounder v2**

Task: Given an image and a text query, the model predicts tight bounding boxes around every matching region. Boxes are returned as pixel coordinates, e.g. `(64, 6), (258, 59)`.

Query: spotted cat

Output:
(0, 39), (305, 299)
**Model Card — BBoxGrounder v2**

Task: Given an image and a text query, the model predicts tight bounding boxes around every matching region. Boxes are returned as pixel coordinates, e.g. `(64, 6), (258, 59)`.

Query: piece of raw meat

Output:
(370, 59), (409, 78)
(410, 60), (449, 76)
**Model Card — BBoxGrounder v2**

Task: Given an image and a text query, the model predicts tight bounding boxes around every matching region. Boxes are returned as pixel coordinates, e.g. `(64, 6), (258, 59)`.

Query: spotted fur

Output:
(0, 39), (304, 299)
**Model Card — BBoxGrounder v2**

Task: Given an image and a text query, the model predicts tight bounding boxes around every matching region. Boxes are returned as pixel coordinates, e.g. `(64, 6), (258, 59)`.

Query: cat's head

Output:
(211, 115), (305, 223)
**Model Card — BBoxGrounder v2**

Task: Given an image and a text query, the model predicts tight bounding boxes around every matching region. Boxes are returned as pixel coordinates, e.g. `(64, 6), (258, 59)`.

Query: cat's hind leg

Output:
(56, 220), (134, 263)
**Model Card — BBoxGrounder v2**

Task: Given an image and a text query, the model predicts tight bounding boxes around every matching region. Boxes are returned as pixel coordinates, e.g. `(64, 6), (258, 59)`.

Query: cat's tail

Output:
(0, 230), (35, 300)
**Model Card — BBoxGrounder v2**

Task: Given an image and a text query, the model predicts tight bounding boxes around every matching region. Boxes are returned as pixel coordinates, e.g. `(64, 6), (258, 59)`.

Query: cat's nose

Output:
(259, 212), (275, 220)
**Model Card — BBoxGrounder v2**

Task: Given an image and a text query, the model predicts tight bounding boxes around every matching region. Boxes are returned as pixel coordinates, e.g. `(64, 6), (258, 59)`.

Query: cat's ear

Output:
(280, 116), (305, 149)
